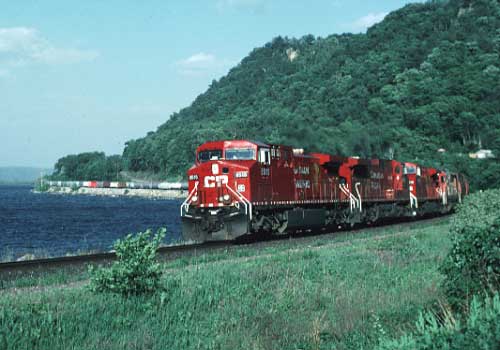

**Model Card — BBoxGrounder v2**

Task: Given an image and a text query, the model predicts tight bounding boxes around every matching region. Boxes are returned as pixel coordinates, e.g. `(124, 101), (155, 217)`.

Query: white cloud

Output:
(182, 52), (216, 66)
(351, 12), (388, 32)
(0, 27), (98, 74)
(216, 0), (266, 13)
(176, 52), (234, 77)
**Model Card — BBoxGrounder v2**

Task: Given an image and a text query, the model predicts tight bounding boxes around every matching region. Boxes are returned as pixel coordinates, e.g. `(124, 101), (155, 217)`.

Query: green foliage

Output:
(115, 0), (499, 188)
(50, 152), (124, 181)
(34, 179), (50, 192)
(440, 188), (500, 309)
(89, 228), (166, 295)
(50, 1), (500, 186)
(376, 293), (500, 350)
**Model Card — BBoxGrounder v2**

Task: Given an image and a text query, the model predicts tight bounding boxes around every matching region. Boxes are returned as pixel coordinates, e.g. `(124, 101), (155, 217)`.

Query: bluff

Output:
(54, 0), (500, 189)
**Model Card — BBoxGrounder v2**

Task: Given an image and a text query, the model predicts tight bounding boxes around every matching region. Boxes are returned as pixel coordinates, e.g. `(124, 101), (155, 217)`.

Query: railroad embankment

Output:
(0, 219), (453, 349)
(44, 186), (186, 199)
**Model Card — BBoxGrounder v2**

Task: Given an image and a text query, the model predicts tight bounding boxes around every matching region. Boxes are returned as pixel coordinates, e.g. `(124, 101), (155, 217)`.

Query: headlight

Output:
(191, 195), (198, 202)
(223, 194), (230, 201)
(235, 171), (248, 178)
(189, 174), (199, 181)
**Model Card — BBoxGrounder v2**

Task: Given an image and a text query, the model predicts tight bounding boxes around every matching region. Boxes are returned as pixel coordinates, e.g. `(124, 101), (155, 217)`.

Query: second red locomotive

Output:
(180, 140), (468, 242)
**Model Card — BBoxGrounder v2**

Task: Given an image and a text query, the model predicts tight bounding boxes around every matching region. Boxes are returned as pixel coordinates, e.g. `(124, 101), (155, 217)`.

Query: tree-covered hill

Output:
(53, 0), (500, 189)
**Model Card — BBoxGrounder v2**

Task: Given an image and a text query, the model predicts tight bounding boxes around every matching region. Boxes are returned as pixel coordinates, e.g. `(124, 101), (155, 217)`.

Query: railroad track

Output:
(0, 215), (448, 275)
(0, 241), (231, 275)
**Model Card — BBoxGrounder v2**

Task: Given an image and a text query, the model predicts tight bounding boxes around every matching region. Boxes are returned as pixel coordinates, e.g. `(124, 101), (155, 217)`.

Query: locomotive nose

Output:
(191, 161), (249, 208)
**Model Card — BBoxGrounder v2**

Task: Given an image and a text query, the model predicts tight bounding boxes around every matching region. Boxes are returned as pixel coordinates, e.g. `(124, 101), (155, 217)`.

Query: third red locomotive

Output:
(180, 140), (468, 242)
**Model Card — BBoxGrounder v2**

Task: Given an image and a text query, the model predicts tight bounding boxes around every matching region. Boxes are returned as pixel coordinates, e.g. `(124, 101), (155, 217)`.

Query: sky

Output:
(0, 0), (417, 168)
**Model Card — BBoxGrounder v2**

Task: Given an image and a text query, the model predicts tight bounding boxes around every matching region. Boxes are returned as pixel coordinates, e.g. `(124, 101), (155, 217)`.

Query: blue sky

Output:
(0, 0), (416, 167)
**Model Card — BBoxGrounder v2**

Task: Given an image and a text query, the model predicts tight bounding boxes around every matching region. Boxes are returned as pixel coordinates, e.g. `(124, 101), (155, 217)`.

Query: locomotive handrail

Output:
(435, 188), (447, 206)
(339, 184), (361, 212)
(410, 192), (418, 209)
(225, 183), (253, 221)
(228, 185), (248, 217)
(339, 184), (352, 210)
(180, 181), (199, 216)
(355, 182), (362, 212)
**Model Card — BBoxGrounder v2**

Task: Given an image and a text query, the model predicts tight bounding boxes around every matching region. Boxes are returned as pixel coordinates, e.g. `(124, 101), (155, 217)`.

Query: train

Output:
(45, 180), (187, 190)
(180, 140), (469, 242)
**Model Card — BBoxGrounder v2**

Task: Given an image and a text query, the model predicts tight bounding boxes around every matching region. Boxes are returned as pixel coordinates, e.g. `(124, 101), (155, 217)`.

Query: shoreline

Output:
(40, 186), (187, 199)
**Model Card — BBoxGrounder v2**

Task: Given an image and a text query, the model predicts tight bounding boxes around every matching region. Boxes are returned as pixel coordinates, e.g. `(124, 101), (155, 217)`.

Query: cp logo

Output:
(204, 175), (229, 188)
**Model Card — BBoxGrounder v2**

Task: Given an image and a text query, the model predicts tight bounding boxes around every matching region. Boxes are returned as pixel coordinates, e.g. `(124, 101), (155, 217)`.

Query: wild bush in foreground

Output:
(89, 228), (166, 295)
(376, 293), (500, 350)
(440, 189), (500, 309)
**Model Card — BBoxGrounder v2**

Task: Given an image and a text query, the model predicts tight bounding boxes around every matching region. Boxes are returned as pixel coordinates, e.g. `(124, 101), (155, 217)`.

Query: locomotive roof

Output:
(249, 140), (270, 147)
(195, 140), (443, 173)
(197, 140), (290, 150)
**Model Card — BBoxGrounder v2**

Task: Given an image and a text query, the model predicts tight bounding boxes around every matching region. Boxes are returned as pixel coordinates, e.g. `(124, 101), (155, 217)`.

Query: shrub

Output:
(440, 189), (500, 309)
(89, 228), (166, 295)
(376, 293), (500, 350)
(34, 179), (50, 192)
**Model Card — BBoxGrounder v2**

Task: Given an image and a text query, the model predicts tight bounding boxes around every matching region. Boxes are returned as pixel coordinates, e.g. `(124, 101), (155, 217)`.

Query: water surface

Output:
(0, 185), (182, 261)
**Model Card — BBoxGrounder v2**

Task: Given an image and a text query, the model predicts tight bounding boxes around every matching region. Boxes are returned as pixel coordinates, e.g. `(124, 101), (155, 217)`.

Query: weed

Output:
(89, 228), (166, 295)
(376, 293), (500, 350)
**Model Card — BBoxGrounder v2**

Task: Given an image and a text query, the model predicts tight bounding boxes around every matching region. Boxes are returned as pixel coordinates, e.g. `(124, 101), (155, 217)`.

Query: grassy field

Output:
(0, 219), (452, 349)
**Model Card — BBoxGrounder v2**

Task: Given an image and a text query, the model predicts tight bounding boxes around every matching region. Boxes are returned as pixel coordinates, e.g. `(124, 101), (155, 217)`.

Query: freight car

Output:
(46, 181), (188, 190)
(180, 140), (468, 242)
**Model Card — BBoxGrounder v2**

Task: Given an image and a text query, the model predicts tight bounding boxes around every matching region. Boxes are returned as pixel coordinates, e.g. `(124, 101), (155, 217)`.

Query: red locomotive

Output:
(180, 140), (469, 242)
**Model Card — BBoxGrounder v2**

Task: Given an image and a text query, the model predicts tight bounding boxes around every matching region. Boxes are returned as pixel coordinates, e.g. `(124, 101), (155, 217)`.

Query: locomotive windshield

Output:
(225, 148), (255, 160)
(198, 149), (222, 163)
(404, 165), (417, 174)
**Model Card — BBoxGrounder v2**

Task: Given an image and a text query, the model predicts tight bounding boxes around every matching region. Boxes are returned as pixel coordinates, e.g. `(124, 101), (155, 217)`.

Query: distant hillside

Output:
(52, 0), (500, 189)
(0, 167), (51, 184)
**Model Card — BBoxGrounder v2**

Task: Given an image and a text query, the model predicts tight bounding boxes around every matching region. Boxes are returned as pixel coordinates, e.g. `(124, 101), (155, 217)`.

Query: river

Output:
(0, 185), (183, 261)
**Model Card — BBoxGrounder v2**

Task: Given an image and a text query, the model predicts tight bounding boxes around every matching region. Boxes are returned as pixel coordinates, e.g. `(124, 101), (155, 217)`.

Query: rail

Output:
(0, 216), (449, 274)
(0, 240), (230, 273)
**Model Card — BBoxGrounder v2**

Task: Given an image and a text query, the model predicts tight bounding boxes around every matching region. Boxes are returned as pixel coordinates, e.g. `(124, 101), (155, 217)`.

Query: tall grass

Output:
(0, 223), (451, 349)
